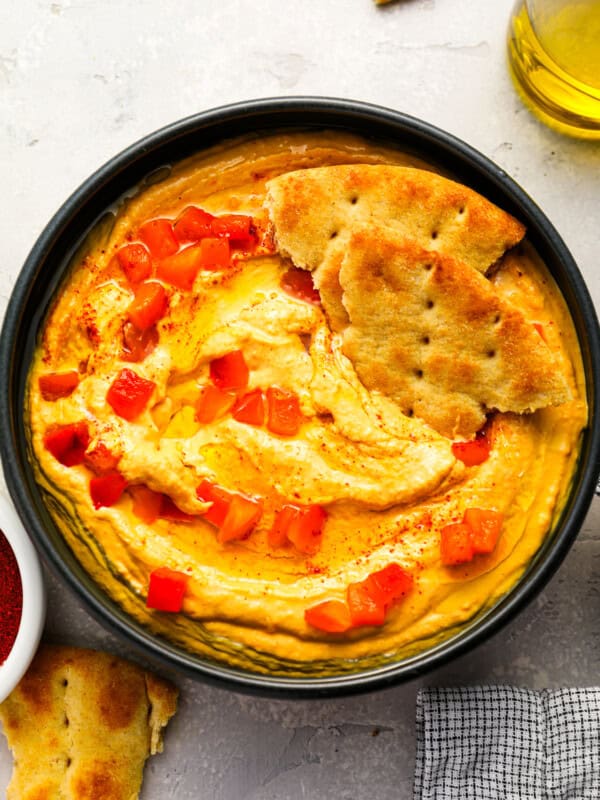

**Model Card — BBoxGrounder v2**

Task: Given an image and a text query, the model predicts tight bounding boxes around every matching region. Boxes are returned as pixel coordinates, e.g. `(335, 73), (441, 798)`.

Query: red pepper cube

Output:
(304, 599), (352, 633)
(146, 566), (188, 612)
(130, 485), (164, 524)
(138, 219), (179, 260)
(156, 244), (204, 291)
(440, 522), (475, 566)
(116, 243), (153, 285)
(127, 281), (168, 331)
(452, 430), (491, 466)
(83, 442), (120, 475)
(196, 480), (234, 528)
(268, 505), (298, 548)
(197, 237), (230, 270)
(218, 493), (263, 543)
(209, 350), (249, 391)
(232, 389), (265, 427)
(280, 267), (321, 305)
(286, 504), (326, 555)
(158, 496), (196, 523)
(271, 503), (326, 555)
(38, 371), (79, 401)
(43, 422), (90, 467)
(121, 322), (159, 363)
(106, 368), (156, 421)
(90, 471), (128, 509)
(210, 214), (253, 244)
(347, 581), (386, 627)
(266, 386), (303, 436)
(195, 385), (237, 424)
(174, 206), (215, 242)
(364, 563), (414, 610)
(463, 508), (503, 554)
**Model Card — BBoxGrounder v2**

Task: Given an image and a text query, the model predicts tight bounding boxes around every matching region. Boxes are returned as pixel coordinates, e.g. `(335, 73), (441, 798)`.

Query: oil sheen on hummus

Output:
(28, 132), (587, 675)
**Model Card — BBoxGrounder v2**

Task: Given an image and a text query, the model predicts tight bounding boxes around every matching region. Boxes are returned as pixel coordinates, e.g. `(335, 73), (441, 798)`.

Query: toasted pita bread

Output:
(0, 644), (178, 800)
(267, 164), (525, 330)
(327, 227), (571, 437)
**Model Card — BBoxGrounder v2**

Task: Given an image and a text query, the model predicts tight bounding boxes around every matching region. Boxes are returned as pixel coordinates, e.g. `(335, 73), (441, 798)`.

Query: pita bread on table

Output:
(267, 164), (526, 330)
(0, 644), (178, 800)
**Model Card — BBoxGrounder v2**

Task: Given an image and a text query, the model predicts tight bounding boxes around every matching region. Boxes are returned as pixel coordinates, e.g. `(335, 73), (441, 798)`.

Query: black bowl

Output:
(2, 97), (599, 697)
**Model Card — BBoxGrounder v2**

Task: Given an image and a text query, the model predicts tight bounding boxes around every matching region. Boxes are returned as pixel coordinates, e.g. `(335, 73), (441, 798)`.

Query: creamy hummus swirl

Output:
(27, 132), (587, 673)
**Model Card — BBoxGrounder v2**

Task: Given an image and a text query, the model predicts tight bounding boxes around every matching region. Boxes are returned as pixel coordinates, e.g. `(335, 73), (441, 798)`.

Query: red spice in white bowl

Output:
(0, 496), (45, 703)
(0, 529), (22, 665)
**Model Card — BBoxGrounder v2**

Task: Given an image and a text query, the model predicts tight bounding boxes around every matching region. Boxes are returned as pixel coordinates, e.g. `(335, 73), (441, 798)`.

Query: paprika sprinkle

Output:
(0, 529), (22, 665)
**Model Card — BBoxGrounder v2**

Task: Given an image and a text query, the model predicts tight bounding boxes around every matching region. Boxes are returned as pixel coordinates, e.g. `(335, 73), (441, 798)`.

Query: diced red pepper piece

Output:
(211, 214), (253, 243)
(232, 389), (265, 426)
(440, 522), (475, 565)
(452, 429), (491, 467)
(347, 581), (386, 627)
(269, 503), (326, 555)
(218, 493), (263, 543)
(210, 350), (249, 391)
(116, 243), (153, 284)
(90, 470), (128, 509)
(127, 281), (168, 331)
(268, 505), (297, 548)
(533, 322), (547, 342)
(266, 386), (302, 436)
(364, 563), (414, 610)
(106, 368), (156, 421)
(146, 566), (188, 612)
(196, 480), (234, 527)
(287, 504), (326, 555)
(38, 371), (79, 401)
(122, 322), (159, 363)
(305, 599), (352, 633)
(463, 508), (504, 554)
(84, 441), (120, 475)
(156, 244), (203, 291)
(280, 267), (321, 304)
(158, 495), (196, 523)
(195, 385), (237, 424)
(174, 206), (215, 242)
(138, 219), (179, 260)
(197, 237), (230, 270)
(196, 480), (262, 542)
(130, 485), (164, 524)
(43, 422), (90, 467)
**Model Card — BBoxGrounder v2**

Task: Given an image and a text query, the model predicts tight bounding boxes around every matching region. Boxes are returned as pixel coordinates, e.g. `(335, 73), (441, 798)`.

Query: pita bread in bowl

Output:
(266, 165), (570, 438)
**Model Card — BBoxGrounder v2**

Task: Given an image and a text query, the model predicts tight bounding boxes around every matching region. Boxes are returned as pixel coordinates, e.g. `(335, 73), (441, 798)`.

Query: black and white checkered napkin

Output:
(414, 686), (600, 799)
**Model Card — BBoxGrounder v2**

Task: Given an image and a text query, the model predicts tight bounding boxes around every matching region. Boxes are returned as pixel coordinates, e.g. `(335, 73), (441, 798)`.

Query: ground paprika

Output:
(0, 529), (22, 664)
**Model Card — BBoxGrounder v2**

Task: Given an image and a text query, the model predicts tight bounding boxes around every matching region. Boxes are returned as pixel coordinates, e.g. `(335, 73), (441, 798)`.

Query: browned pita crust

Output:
(0, 644), (178, 800)
(267, 164), (526, 330)
(266, 165), (570, 436)
(329, 227), (571, 437)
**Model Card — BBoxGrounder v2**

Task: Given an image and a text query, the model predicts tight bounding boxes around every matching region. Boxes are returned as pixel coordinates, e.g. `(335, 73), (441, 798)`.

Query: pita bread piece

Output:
(266, 165), (526, 323)
(330, 227), (571, 438)
(0, 644), (178, 800)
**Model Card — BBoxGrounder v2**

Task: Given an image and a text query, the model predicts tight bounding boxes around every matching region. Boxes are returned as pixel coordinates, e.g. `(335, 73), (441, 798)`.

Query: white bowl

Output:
(0, 494), (46, 703)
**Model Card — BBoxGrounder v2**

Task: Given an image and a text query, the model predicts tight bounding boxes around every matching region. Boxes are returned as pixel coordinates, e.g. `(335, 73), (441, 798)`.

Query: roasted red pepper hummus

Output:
(27, 132), (587, 674)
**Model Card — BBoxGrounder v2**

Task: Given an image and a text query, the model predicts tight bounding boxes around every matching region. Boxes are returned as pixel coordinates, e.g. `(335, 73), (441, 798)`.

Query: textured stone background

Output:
(1, 1), (599, 797)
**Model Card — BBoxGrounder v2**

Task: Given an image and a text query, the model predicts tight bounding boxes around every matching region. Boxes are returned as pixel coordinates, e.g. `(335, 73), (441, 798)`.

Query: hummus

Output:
(27, 131), (587, 675)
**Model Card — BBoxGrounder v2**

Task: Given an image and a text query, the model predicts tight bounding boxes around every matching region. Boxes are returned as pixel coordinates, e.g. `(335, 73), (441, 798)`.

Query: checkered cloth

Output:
(414, 686), (600, 799)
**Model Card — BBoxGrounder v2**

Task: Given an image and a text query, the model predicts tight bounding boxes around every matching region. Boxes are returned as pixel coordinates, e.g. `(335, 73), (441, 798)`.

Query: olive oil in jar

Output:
(507, 0), (600, 138)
